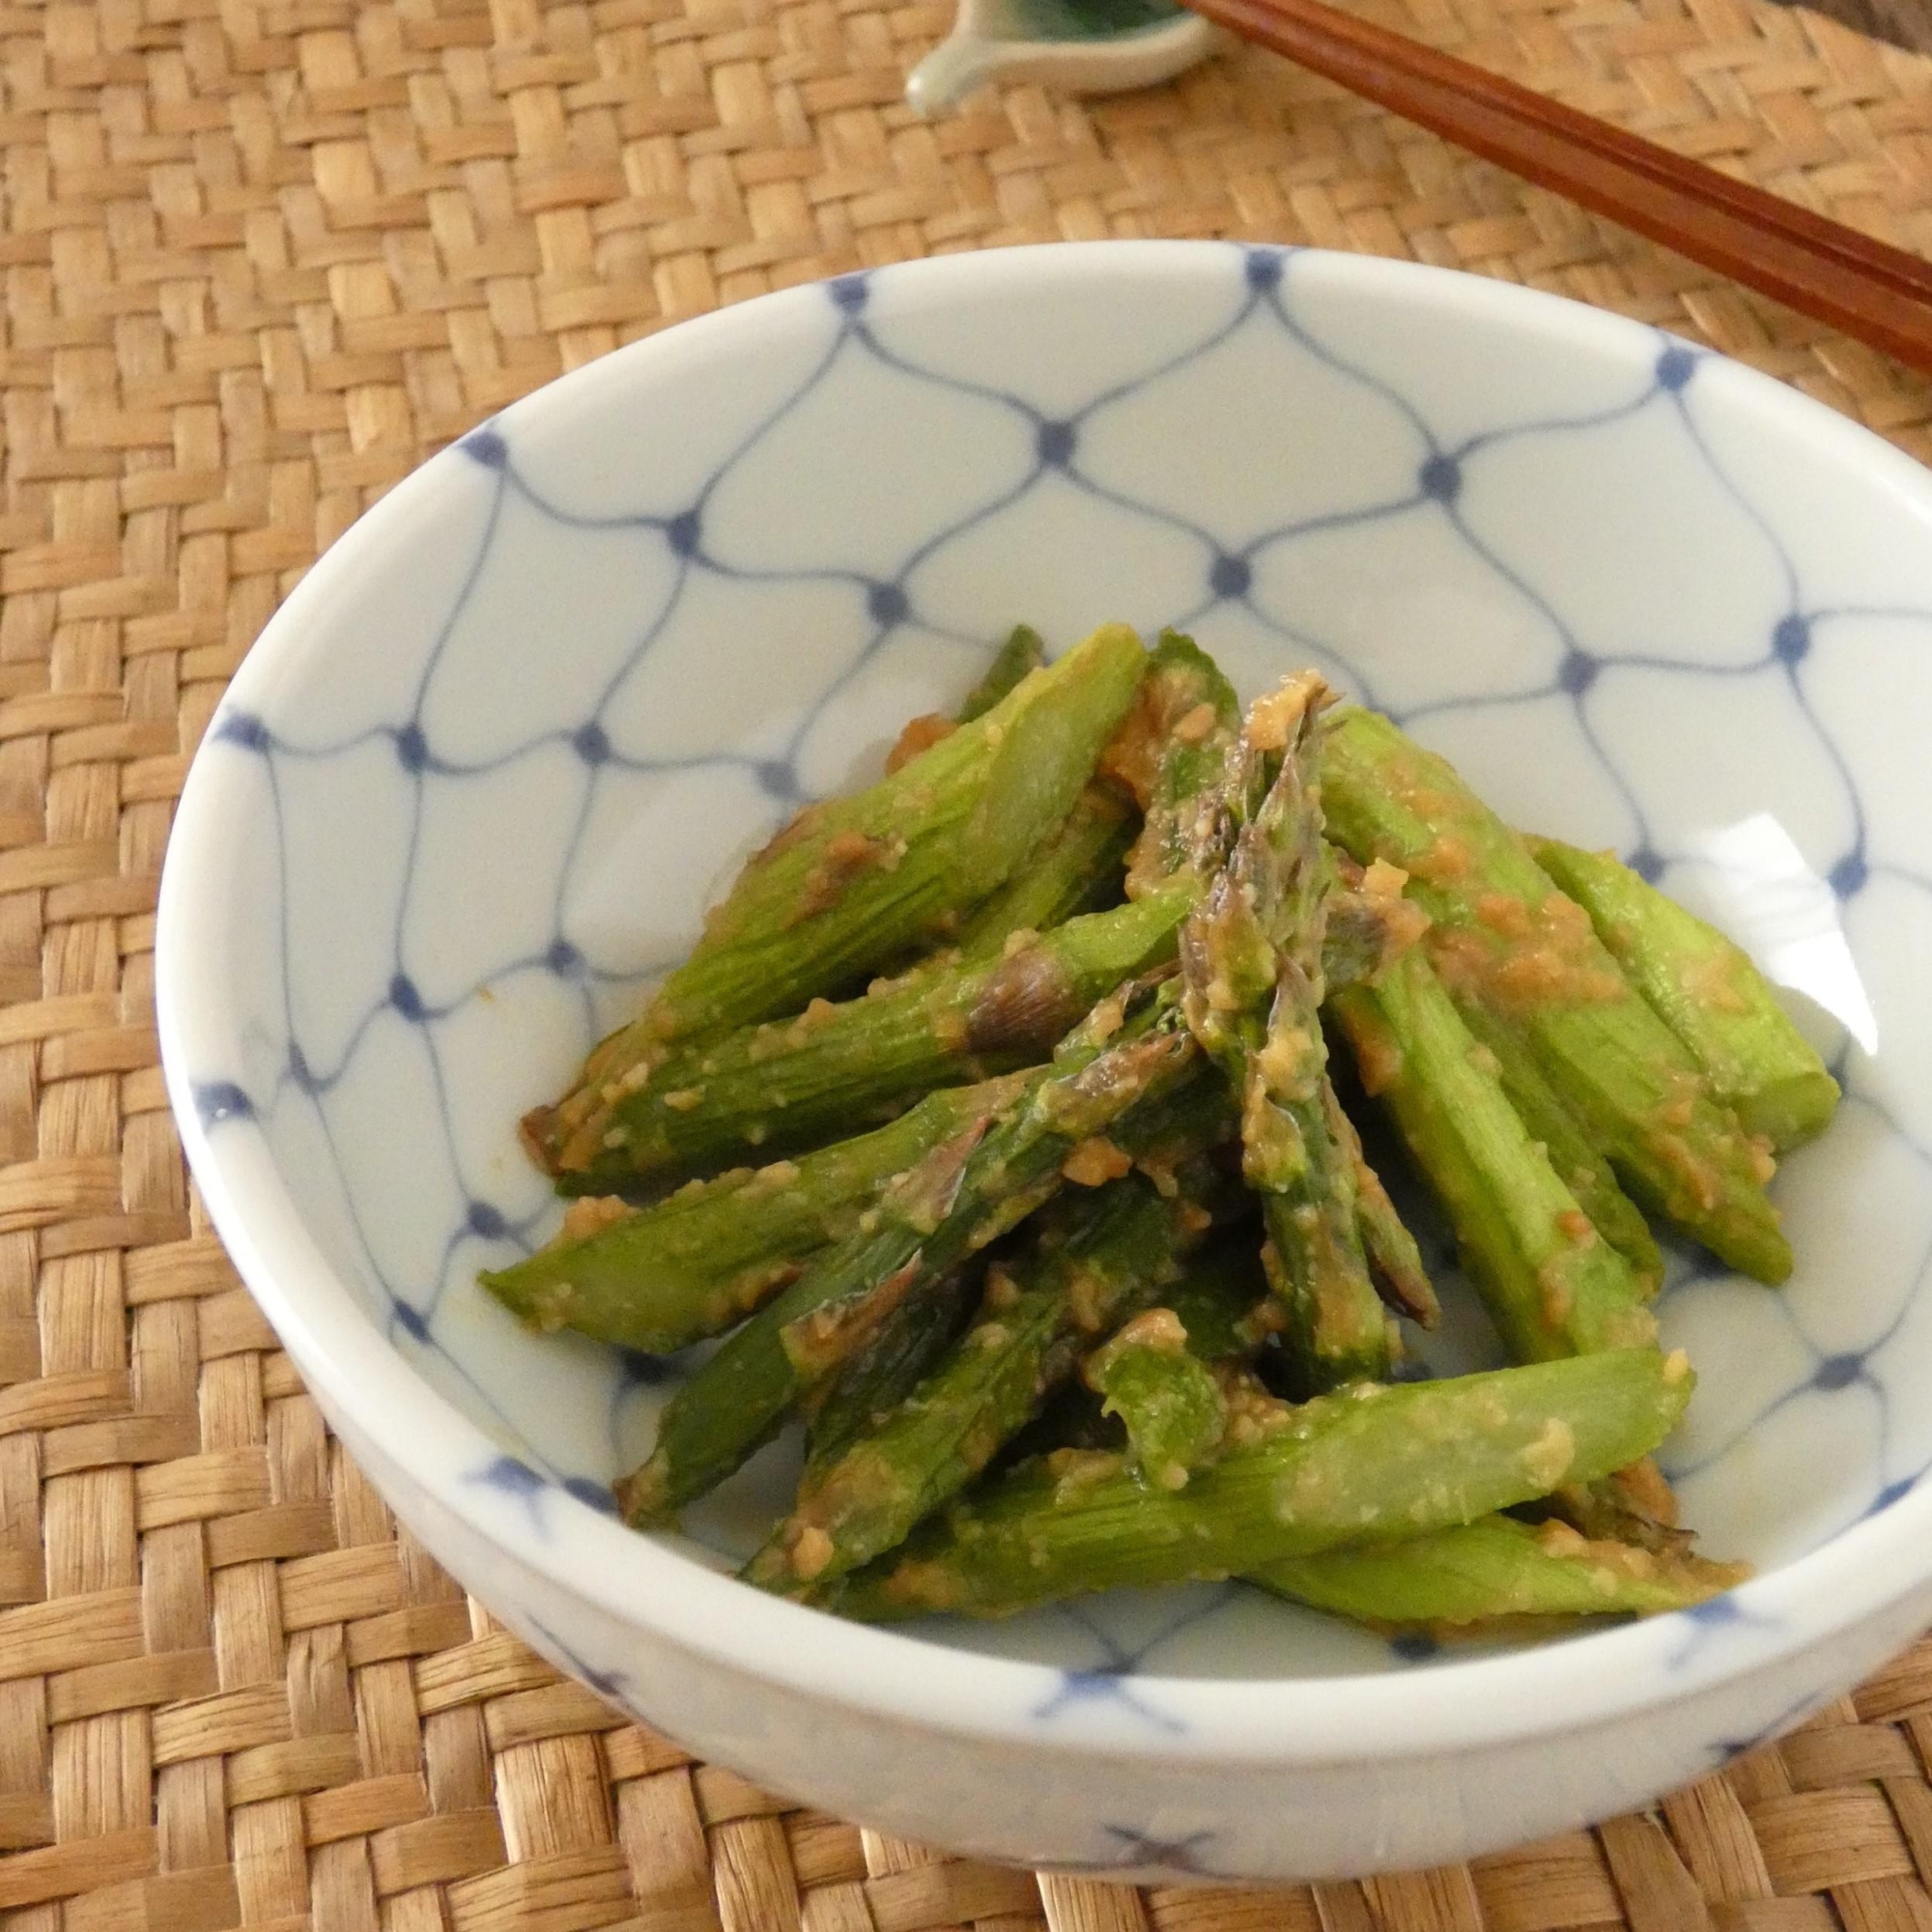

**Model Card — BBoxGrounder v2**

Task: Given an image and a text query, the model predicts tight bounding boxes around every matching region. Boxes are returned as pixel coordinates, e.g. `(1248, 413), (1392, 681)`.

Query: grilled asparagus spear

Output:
(618, 980), (1198, 1522)
(1255, 1514), (1741, 1629)
(1009, 1310), (1732, 1628)
(827, 1349), (1693, 1620)
(1182, 676), (1395, 1388)
(1320, 707), (1790, 1283)
(1448, 995), (1662, 1292)
(1331, 943), (1682, 1550)
(553, 890), (1191, 1188)
(528, 621), (1149, 1170)
(1116, 632), (1242, 895)
(951, 782), (1135, 959)
(1330, 946), (1658, 1364)
(803, 1268), (983, 1478)
(961, 624), (1048, 722)
(1528, 835), (1838, 1152)
(1083, 1308), (1229, 1491)
(747, 1147), (1233, 1591)
(480, 1072), (1033, 1352)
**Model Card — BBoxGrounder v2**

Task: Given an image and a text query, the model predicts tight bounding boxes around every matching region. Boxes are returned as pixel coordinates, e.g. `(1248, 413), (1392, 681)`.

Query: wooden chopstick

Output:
(1183, 0), (1932, 376)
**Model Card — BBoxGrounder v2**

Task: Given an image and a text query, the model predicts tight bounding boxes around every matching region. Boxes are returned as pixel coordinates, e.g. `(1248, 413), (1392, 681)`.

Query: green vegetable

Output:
(747, 1162), (1225, 1591)
(490, 620), (1806, 1653)
(1332, 943), (1681, 1549)
(529, 621), (1150, 1169)
(1160, 1239), (1275, 1363)
(804, 1268), (983, 1478)
(1331, 1084), (1439, 1329)
(1008, 1298), (1717, 1624)
(1321, 849), (1431, 989)
(1528, 836), (1839, 1152)
(1536, 1455), (1691, 1556)
(1181, 679), (1394, 1389)
(1120, 632), (1242, 896)
(827, 1349), (1693, 1620)
(616, 980), (1198, 1523)
(1084, 1310), (1228, 1491)
(553, 889), (1192, 1187)
(945, 623), (1134, 960)
(478, 1072), (1033, 1353)
(1448, 996), (1662, 1293)
(952, 782), (1136, 960)
(1254, 1513), (1741, 1629)
(1320, 707), (1791, 1283)
(959, 624), (1048, 723)
(1331, 945), (1658, 1364)
(989, 1237), (1272, 1471)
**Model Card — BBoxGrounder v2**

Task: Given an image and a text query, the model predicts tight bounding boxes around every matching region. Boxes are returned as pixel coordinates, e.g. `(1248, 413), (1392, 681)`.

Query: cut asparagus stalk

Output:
(616, 980), (1198, 1523)
(1006, 1334), (1728, 1626)
(884, 625), (1065, 800)
(478, 1072), (1033, 1353)
(1324, 840), (1652, 1284)
(960, 623), (1048, 723)
(1329, 1082), (1439, 1329)
(826, 1348), (1693, 1621)
(1320, 708), (1790, 1283)
(1254, 1513), (1742, 1629)
(987, 1235), (1273, 1472)
(1182, 676), (1395, 1389)
(1528, 835), (1839, 1152)
(1084, 1308), (1229, 1491)
(1115, 631), (1242, 896)
(1448, 995), (1662, 1293)
(1330, 946), (1658, 1364)
(527, 621), (1149, 1172)
(1309, 849), (1441, 1323)
(747, 1160), (1227, 1591)
(952, 781), (1135, 960)
(885, 626), (1053, 777)
(804, 1267), (983, 1479)
(552, 889), (1191, 1187)
(1332, 944), (1682, 1551)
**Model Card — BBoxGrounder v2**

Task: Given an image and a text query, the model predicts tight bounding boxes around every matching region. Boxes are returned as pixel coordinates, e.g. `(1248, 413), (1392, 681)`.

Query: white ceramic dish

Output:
(156, 241), (1932, 1881)
(903, 0), (1214, 116)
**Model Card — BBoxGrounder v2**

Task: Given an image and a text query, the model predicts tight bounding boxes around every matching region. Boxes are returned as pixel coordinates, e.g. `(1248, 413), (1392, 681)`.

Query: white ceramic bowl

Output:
(156, 241), (1932, 1882)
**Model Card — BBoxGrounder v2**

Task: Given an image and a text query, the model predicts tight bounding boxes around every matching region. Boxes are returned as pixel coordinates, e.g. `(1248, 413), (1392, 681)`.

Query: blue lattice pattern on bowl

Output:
(157, 242), (1932, 1879)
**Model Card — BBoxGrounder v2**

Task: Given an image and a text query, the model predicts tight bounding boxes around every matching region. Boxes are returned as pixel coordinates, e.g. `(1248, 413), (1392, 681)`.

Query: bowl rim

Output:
(156, 236), (1932, 1766)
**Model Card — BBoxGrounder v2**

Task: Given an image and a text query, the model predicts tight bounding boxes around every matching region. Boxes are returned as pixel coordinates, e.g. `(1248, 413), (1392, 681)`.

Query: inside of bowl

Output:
(185, 244), (1932, 1682)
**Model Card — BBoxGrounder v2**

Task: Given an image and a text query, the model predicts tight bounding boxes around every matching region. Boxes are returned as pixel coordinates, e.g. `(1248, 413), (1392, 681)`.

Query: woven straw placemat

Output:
(3, 0), (1932, 1923)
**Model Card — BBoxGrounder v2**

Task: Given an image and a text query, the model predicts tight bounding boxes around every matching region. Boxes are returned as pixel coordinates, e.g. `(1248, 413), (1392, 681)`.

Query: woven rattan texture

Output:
(3, 0), (1932, 1920)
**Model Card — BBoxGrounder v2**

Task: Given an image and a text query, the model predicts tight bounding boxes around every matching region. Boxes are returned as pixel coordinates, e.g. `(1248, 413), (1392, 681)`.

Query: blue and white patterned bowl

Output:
(156, 242), (1932, 1881)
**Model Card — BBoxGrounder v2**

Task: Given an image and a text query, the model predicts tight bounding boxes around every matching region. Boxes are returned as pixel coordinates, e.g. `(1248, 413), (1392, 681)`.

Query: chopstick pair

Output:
(1184, 0), (1932, 377)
